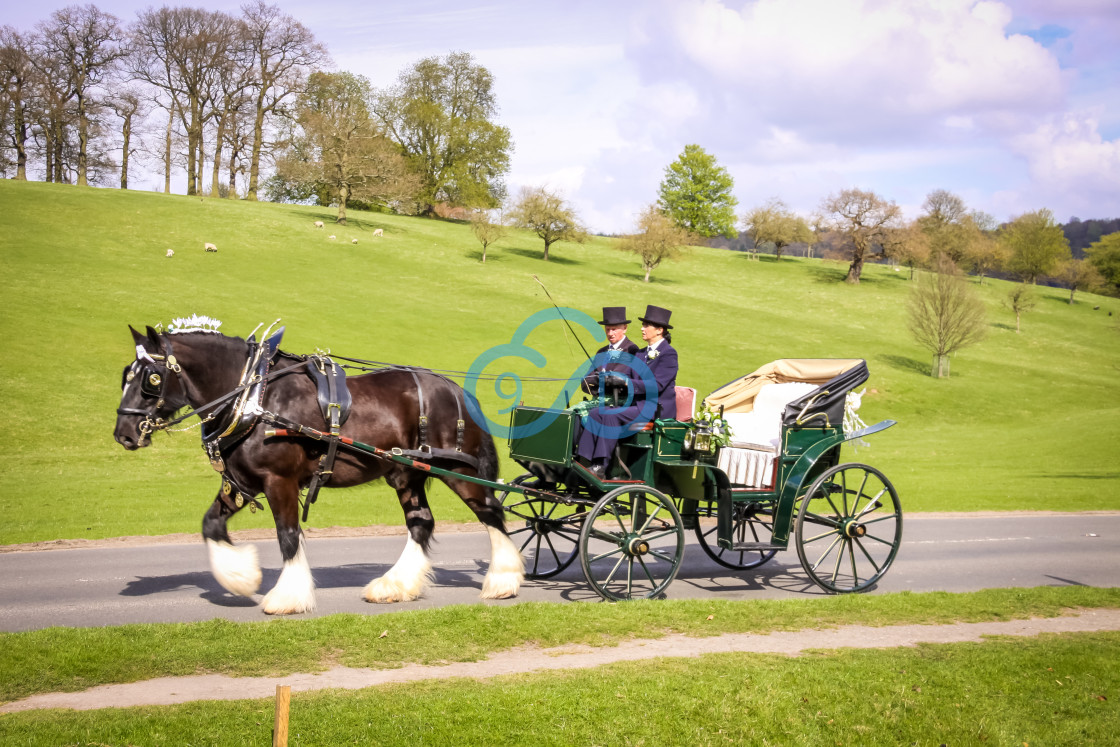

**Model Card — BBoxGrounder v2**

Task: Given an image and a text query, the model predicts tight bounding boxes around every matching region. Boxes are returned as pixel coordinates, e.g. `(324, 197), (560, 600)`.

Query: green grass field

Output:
(1, 180), (1118, 544)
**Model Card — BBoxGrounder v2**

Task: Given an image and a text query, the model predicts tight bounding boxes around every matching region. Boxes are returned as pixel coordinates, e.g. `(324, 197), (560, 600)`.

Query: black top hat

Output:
(638, 304), (673, 330)
(598, 307), (630, 326)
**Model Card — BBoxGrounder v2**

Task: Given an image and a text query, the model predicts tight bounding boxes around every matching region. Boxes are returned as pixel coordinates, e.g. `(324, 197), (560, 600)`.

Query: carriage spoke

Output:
(637, 556), (657, 587)
(854, 536), (884, 573)
(802, 526), (841, 544)
(847, 539), (859, 587)
(809, 534), (843, 572)
(800, 511), (842, 530)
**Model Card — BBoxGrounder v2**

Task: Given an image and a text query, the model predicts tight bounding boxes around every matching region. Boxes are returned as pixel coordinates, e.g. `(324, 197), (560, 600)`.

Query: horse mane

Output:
(167, 315), (223, 335)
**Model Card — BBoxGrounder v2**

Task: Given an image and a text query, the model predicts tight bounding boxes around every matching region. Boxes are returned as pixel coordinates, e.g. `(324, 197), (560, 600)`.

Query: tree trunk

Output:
(247, 105), (265, 201)
(542, 239), (551, 261)
(931, 354), (950, 378)
(644, 265), (652, 282)
(120, 113), (131, 189)
(1016, 312), (1021, 333)
(845, 254), (864, 283)
(164, 106), (173, 193)
(77, 96), (89, 187)
(211, 118), (224, 198)
(336, 183), (349, 225)
(1069, 288), (1075, 304)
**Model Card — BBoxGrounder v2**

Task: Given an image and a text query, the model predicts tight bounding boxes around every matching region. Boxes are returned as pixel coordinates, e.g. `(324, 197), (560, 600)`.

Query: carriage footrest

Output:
(724, 542), (782, 551)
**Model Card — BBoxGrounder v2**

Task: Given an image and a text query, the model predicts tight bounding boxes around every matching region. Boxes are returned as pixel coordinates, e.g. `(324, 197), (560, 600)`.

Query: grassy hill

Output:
(1, 180), (1117, 544)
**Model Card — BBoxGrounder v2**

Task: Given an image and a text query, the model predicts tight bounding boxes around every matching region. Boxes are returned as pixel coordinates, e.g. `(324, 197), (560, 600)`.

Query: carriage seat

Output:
(718, 382), (818, 488)
(675, 386), (696, 422)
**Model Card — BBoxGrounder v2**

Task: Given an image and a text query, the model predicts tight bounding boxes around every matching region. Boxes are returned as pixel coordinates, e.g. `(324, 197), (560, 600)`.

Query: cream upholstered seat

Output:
(717, 382), (817, 487)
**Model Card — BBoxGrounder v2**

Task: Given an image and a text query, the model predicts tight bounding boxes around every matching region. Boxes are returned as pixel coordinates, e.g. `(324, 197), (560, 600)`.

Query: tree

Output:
(273, 71), (418, 225)
(821, 188), (901, 284)
(657, 144), (737, 238)
(907, 254), (987, 377)
(36, 5), (127, 187)
(374, 51), (511, 214)
(507, 185), (586, 261)
(961, 219), (1007, 285)
(740, 199), (813, 260)
(0, 26), (34, 180)
(130, 6), (240, 196)
(1056, 258), (1103, 304)
(241, 1), (327, 202)
(106, 87), (145, 189)
(1085, 232), (1120, 296)
(470, 210), (506, 263)
(916, 189), (973, 263)
(1000, 208), (1071, 283)
(619, 204), (691, 282)
(880, 221), (930, 280)
(1005, 283), (1037, 333)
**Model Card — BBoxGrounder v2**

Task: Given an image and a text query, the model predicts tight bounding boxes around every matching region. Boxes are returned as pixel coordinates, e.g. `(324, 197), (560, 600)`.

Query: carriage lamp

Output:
(684, 403), (729, 458)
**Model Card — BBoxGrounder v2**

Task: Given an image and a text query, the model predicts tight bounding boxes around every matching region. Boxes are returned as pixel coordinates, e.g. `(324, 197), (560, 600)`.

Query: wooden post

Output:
(273, 684), (291, 747)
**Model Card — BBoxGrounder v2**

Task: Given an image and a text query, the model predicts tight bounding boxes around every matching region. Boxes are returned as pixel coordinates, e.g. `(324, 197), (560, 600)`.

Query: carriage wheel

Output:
(498, 474), (580, 579)
(694, 499), (779, 570)
(578, 485), (685, 601)
(794, 463), (902, 593)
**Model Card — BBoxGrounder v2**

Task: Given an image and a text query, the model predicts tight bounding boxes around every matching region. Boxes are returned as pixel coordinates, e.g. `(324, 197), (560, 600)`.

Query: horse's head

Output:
(114, 326), (190, 450)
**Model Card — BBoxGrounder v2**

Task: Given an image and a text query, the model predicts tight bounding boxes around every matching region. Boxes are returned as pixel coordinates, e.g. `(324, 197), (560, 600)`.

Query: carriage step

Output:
(726, 542), (781, 551)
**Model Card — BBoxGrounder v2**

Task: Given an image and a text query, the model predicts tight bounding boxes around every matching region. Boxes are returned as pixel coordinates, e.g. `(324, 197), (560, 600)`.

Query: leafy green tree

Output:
(1056, 258), (1103, 305)
(273, 71), (418, 225)
(907, 253), (987, 377)
(821, 188), (901, 284)
(658, 144), (738, 238)
(374, 51), (511, 215)
(880, 221), (930, 280)
(470, 210), (506, 263)
(619, 204), (692, 282)
(741, 199), (814, 260)
(507, 185), (586, 261)
(1000, 208), (1071, 283)
(1085, 232), (1120, 295)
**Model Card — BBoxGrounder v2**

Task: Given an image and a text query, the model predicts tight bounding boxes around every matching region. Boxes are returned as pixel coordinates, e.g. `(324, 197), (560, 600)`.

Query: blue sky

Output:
(9, 0), (1119, 233)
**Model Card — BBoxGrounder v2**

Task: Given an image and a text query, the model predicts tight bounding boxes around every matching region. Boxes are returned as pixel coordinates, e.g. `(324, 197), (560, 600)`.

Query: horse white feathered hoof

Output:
(206, 539), (262, 597)
(261, 539), (316, 615)
(479, 526), (524, 599)
(363, 537), (432, 603)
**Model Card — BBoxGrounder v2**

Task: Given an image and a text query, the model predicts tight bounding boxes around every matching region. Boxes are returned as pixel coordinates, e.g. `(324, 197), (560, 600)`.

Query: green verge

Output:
(1, 633), (1117, 745)
(2, 181), (1119, 544)
(2, 586), (1118, 704)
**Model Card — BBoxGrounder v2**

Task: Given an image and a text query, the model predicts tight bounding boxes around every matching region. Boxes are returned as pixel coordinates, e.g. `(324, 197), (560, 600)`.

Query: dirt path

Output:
(4, 609), (1119, 713)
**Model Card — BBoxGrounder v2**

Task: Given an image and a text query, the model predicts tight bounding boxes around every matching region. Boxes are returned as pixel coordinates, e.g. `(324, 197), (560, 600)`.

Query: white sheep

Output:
(372, 228), (384, 237)
(313, 221), (324, 228)
(204, 242), (217, 252)
(328, 235), (336, 240)
(351, 238), (358, 244)
(166, 249), (174, 257)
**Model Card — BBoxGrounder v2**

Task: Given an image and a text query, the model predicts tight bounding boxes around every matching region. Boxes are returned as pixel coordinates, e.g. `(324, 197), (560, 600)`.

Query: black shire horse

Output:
(113, 324), (523, 615)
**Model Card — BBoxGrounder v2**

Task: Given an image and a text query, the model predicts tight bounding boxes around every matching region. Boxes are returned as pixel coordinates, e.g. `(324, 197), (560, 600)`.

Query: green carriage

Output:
(499, 358), (902, 601)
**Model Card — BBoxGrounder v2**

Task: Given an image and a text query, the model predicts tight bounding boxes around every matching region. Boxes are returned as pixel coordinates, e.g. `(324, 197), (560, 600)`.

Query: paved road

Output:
(2, 513), (1118, 632)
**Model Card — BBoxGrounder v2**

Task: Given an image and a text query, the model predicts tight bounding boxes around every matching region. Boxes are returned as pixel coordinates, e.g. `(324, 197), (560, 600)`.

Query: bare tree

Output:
(241, 1), (327, 201)
(821, 188), (901, 284)
(0, 26), (35, 180)
(35, 5), (127, 187)
(470, 210), (506, 263)
(208, 31), (255, 197)
(907, 254), (988, 378)
(916, 189), (972, 263)
(506, 186), (586, 261)
(130, 7), (239, 196)
(741, 198), (814, 260)
(1005, 283), (1037, 333)
(106, 87), (146, 189)
(619, 204), (691, 282)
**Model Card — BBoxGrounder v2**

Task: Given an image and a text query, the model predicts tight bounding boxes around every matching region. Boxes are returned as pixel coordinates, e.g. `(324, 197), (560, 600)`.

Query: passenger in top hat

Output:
(581, 306), (640, 396)
(576, 304), (679, 478)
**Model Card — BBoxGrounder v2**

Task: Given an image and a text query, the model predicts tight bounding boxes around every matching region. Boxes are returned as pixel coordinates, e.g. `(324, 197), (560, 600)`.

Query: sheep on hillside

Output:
(204, 242), (218, 252)
(166, 249), (174, 257)
(351, 238), (358, 244)
(372, 228), (384, 237)
(314, 221), (324, 228)
(328, 235), (336, 240)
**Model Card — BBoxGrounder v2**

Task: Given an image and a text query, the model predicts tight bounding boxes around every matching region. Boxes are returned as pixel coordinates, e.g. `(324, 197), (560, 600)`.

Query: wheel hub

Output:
(842, 519), (867, 538)
(626, 535), (650, 556)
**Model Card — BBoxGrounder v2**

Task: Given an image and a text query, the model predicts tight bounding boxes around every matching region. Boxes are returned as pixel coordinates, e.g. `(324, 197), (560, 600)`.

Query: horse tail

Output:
(477, 424), (499, 485)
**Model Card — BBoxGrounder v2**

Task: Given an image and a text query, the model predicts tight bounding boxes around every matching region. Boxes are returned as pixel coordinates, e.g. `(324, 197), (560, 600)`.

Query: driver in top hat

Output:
(581, 306), (640, 395)
(576, 304), (678, 478)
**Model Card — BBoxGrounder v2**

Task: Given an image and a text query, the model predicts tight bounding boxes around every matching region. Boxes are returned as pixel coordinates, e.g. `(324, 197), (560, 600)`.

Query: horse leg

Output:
(202, 494), (261, 597)
(260, 479), (315, 615)
(364, 472), (434, 603)
(443, 474), (524, 599)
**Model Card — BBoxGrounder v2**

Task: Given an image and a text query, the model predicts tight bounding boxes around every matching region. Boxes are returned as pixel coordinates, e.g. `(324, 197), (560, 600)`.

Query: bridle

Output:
(116, 339), (189, 436)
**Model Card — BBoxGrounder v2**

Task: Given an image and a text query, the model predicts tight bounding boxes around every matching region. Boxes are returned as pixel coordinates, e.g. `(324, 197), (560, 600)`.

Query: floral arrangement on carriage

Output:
(681, 402), (731, 458)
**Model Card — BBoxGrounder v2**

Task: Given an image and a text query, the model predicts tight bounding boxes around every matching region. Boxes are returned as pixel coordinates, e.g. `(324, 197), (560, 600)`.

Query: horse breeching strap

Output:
(301, 356), (351, 521)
